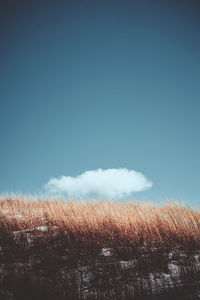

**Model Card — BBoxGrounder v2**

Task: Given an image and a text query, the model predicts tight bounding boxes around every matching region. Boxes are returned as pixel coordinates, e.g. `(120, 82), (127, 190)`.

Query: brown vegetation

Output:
(1, 198), (200, 299)
(1, 198), (200, 251)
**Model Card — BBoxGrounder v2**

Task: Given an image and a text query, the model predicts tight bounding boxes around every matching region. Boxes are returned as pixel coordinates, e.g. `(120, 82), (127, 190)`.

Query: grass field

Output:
(1, 198), (200, 299)
(1, 197), (200, 251)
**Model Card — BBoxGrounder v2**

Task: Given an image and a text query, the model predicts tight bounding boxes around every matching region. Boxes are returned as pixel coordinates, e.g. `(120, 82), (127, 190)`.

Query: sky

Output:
(0, 0), (200, 206)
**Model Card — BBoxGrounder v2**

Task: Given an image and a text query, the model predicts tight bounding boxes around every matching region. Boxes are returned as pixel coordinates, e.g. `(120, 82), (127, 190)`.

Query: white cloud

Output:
(44, 168), (152, 199)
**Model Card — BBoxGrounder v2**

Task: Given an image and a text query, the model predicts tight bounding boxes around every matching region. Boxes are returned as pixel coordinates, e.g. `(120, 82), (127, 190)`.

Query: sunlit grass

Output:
(1, 197), (200, 251)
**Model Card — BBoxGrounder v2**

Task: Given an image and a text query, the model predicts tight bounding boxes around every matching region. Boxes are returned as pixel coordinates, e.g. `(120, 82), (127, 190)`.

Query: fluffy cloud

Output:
(44, 168), (152, 199)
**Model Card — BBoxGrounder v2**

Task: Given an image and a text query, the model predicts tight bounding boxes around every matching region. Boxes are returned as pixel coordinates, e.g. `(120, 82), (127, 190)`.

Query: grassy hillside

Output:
(1, 198), (200, 299)
(1, 198), (200, 251)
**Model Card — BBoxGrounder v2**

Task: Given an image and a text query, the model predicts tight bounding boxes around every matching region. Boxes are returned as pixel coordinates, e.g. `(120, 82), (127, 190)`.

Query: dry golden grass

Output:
(1, 198), (200, 251)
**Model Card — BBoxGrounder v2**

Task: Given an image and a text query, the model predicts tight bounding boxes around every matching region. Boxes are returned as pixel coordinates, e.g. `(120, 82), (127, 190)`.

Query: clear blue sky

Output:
(0, 0), (200, 206)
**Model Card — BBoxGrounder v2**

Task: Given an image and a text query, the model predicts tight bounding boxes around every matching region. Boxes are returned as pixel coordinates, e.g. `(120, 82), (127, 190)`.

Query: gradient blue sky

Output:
(0, 0), (200, 205)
